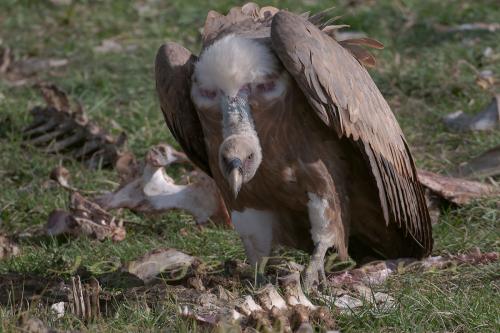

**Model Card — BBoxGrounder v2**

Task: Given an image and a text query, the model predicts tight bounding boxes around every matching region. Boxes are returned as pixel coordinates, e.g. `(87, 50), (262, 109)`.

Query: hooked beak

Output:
(226, 158), (243, 199)
(219, 91), (252, 200)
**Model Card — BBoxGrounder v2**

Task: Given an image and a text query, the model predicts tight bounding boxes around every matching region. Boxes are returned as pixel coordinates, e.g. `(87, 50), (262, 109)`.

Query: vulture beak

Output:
(219, 92), (253, 199)
(226, 158), (243, 199)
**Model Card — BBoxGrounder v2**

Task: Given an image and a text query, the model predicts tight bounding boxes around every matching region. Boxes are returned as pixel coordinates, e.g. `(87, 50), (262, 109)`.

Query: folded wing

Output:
(271, 11), (432, 256)
(155, 43), (211, 176)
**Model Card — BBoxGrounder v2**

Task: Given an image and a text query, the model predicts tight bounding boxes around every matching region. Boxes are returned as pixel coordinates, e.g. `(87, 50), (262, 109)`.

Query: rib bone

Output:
(23, 84), (127, 169)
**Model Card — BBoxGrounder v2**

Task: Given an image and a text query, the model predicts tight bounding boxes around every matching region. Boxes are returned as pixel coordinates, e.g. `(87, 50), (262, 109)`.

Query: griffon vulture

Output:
(155, 3), (433, 289)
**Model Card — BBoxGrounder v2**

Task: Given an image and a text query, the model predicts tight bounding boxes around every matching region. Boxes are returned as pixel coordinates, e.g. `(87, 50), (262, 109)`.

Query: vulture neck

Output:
(221, 95), (258, 139)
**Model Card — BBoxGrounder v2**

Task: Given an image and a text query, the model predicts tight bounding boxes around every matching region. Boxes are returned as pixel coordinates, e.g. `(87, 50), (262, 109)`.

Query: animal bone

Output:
(179, 301), (244, 327)
(50, 302), (66, 319)
(0, 46), (68, 86)
(68, 276), (101, 322)
(329, 249), (499, 288)
(255, 284), (288, 311)
(94, 39), (124, 54)
(114, 145), (189, 183)
(123, 248), (196, 283)
(333, 294), (363, 310)
(353, 284), (395, 310)
(418, 169), (498, 206)
(279, 272), (316, 309)
(417, 169), (499, 223)
(187, 276), (206, 291)
(443, 95), (499, 132)
(5, 244), (494, 331)
(435, 22), (500, 33)
(234, 295), (264, 316)
(48, 166), (100, 195)
(46, 192), (126, 242)
(458, 145), (500, 179)
(475, 70), (496, 91)
(175, 287), (244, 326)
(49, 165), (82, 193)
(96, 144), (230, 225)
(23, 83), (127, 169)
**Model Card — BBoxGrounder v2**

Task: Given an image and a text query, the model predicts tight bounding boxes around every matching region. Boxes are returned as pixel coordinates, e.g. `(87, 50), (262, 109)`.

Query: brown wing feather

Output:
(271, 11), (432, 257)
(155, 43), (211, 176)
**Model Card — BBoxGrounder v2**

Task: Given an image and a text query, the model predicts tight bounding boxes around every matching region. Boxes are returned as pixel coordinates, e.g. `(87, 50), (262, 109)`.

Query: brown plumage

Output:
(155, 3), (432, 288)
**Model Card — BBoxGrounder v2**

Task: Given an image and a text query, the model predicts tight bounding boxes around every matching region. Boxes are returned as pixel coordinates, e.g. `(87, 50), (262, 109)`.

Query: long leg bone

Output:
(96, 144), (230, 225)
(234, 295), (264, 316)
(255, 284), (287, 311)
(279, 272), (316, 309)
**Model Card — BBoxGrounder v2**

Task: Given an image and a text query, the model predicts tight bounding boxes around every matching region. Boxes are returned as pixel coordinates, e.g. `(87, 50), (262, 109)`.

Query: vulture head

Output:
(218, 134), (261, 198)
(191, 34), (287, 198)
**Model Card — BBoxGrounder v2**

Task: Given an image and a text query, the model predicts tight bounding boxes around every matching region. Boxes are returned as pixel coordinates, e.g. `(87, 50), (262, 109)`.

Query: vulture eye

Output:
(199, 88), (217, 100)
(256, 81), (276, 93)
(239, 83), (251, 96)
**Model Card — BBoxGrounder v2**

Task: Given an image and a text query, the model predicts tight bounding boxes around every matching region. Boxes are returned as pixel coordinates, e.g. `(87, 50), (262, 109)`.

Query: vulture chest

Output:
(215, 94), (355, 214)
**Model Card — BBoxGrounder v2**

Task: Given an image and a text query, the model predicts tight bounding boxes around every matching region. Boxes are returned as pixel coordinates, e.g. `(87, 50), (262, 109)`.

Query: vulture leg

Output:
(231, 209), (275, 266)
(304, 193), (348, 291)
(304, 242), (329, 291)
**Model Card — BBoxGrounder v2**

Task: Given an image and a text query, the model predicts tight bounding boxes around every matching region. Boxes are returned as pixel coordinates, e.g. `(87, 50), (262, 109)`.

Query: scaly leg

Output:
(304, 242), (330, 290)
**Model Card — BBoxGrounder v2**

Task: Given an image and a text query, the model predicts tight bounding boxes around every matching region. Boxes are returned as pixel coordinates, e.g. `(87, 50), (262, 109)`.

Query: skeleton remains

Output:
(96, 144), (230, 226)
(23, 83), (127, 169)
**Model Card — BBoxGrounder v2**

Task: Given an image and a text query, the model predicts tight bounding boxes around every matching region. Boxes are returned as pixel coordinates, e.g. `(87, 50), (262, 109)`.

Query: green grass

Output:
(0, 0), (499, 332)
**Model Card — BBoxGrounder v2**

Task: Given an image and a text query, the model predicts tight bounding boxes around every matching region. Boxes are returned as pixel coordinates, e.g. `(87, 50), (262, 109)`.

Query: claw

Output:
(303, 262), (325, 291)
(303, 244), (329, 291)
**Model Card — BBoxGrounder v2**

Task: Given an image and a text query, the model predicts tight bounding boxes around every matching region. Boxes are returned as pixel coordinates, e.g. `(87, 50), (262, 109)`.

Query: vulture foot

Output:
(303, 243), (329, 291)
